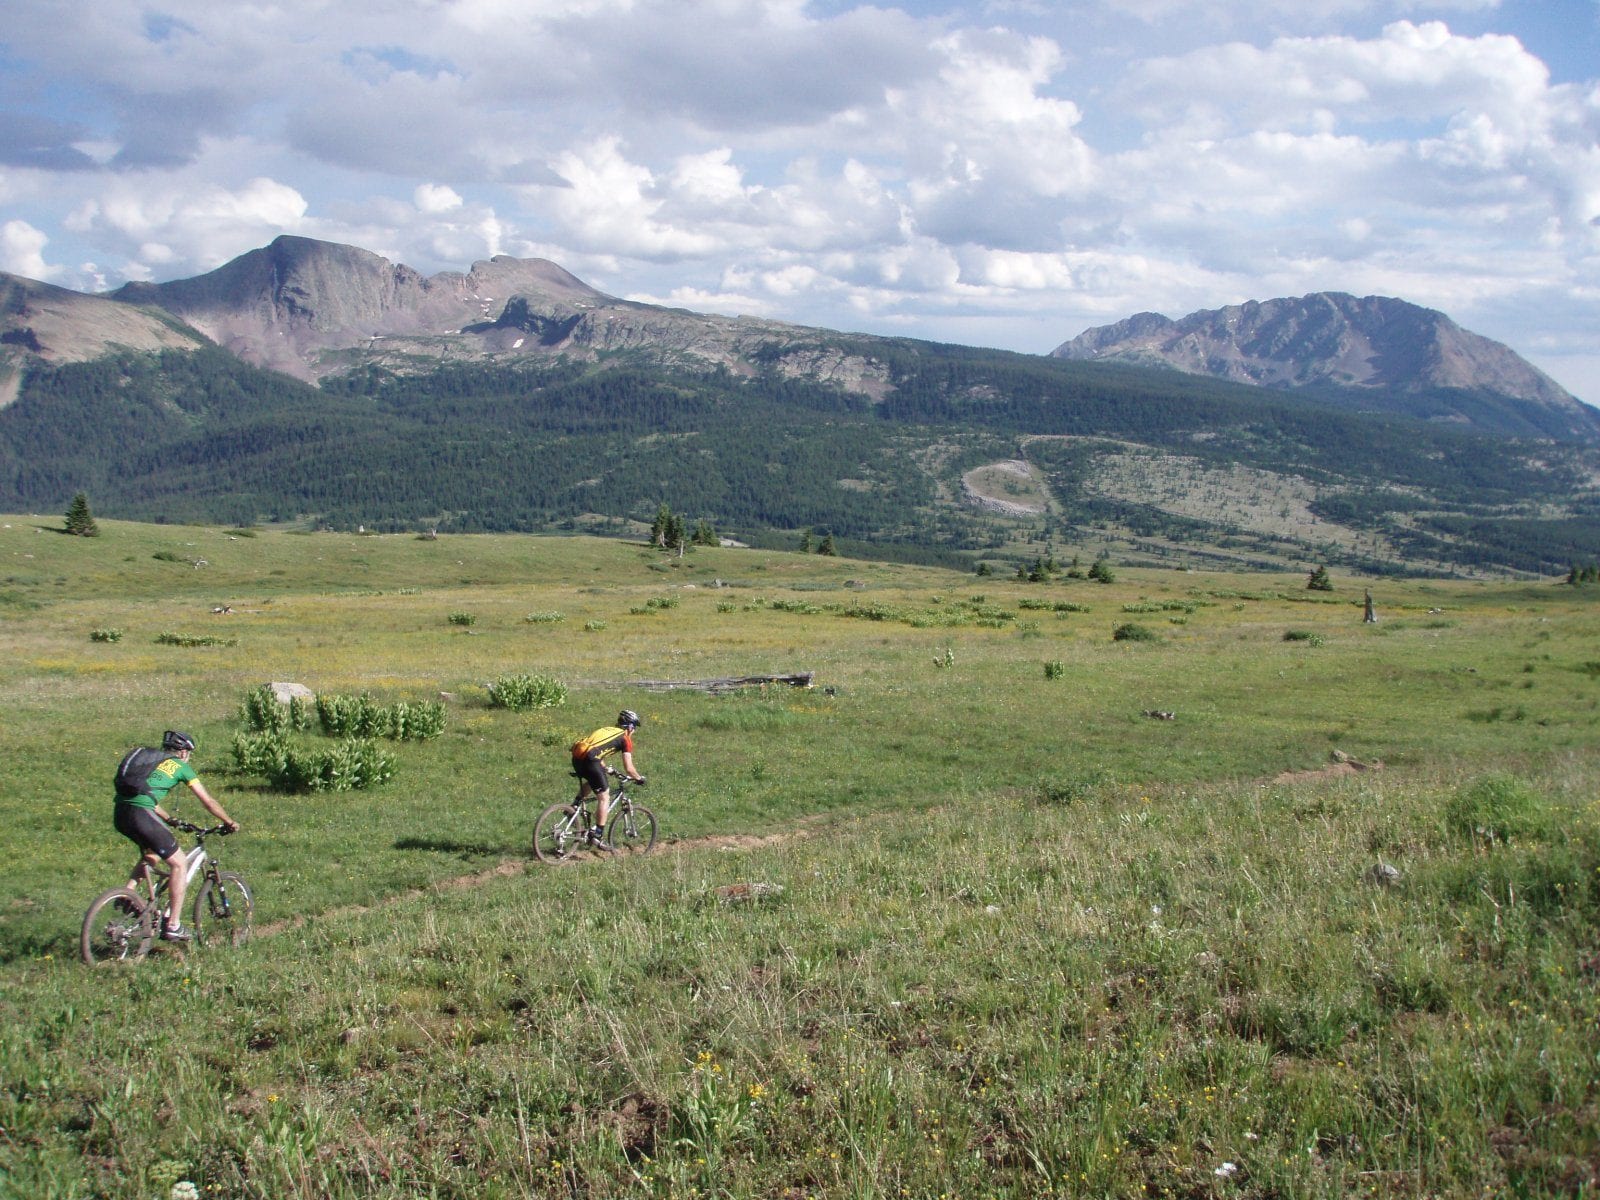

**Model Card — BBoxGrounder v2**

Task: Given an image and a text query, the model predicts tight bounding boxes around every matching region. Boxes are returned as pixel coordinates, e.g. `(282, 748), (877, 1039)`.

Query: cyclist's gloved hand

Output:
(632, 775), (647, 786)
(225, 821), (241, 834)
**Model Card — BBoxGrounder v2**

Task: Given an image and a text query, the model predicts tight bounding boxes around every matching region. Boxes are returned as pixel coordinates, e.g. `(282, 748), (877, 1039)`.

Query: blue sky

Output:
(2, 0), (1597, 402)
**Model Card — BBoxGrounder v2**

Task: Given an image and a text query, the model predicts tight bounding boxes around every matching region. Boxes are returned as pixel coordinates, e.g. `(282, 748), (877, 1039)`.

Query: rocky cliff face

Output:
(1053, 293), (1580, 410)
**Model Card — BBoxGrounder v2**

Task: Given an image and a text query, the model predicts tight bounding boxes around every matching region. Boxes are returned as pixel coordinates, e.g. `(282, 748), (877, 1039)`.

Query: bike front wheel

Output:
(192, 871), (254, 947)
(533, 803), (600, 864)
(606, 804), (658, 855)
(81, 887), (155, 966)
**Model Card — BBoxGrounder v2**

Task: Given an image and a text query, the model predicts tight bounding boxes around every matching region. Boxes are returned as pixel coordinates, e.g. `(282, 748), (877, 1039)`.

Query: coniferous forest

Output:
(1, 341), (1597, 575)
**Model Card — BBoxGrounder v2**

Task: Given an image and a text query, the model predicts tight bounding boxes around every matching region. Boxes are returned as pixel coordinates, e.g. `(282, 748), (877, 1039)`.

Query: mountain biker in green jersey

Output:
(112, 730), (239, 942)
(570, 710), (646, 846)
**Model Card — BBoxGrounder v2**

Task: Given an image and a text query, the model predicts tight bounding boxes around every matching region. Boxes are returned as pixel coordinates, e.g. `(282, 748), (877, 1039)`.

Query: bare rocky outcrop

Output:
(1053, 292), (1598, 441)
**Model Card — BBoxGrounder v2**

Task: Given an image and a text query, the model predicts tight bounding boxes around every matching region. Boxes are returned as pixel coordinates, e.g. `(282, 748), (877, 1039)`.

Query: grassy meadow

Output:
(2, 516), (1598, 1198)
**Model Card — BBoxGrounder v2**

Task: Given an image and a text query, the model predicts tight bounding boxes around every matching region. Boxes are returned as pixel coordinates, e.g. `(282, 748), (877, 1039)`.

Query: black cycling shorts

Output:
(572, 755), (610, 793)
(114, 804), (179, 860)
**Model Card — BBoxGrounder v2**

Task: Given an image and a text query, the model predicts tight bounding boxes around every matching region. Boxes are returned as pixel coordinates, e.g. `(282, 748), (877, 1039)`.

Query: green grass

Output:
(2, 517), (1599, 1197)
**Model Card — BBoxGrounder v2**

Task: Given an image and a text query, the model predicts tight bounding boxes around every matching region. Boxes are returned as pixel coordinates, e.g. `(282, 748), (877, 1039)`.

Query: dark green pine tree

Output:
(649, 502), (674, 548)
(1307, 564), (1334, 591)
(64, 492), (99, 537)
(817, 533), (837, 556)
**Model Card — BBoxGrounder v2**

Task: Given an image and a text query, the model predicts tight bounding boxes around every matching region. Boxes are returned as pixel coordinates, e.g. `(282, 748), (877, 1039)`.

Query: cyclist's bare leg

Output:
(593, 787), (611, 831)
(161, 846), (190, 931)
(126, 853), (160, 893)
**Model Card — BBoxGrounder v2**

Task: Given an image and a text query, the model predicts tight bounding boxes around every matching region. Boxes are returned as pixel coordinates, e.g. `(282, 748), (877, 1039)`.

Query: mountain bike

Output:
(80, 821), (253, 966)
(532, 770), (658, 864)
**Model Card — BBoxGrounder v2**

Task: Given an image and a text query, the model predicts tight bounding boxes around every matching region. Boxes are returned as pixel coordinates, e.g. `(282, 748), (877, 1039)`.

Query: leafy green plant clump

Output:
(231, 729), (395, 792)
(240, 684), (314, 735)
(523, 611), (565, 623)
(1112, 621), (1161, 642)
(447, 611), (475, 626)
(1283, 629), (1326, 645)
(155, 631), (236, 647)
(487, 672), (568, 711)
(88, 628), (122, 642)
(317, 692), (445, 741)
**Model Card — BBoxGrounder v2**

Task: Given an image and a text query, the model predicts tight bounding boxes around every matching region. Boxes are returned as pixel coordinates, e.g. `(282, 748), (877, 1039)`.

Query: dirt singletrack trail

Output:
(254, 825), (813, 939)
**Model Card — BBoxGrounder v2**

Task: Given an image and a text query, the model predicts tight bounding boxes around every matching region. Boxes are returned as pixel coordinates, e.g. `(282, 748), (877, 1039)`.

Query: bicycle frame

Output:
(135, 824), (223, 909)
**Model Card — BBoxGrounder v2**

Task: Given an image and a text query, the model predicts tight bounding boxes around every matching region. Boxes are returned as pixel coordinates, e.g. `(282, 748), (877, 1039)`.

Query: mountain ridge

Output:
(0, 236), (1592, 445)
(1051, 292), (1592, 438)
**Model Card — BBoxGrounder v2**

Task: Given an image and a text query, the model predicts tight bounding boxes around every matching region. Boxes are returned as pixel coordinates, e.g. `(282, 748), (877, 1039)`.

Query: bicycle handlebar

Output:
(166, 819), (236, 837)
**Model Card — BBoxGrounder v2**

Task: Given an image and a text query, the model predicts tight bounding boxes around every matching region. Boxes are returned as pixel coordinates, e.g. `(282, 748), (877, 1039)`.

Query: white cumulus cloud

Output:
(0, 221), (55, 280)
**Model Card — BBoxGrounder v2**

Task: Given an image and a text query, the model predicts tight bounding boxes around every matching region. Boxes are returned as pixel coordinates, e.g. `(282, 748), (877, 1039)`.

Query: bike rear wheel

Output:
(192, 871), (254, 947)
(533, 803), (605, 864)
(81, 887), (155, 966)
(606, 804), (658, 855)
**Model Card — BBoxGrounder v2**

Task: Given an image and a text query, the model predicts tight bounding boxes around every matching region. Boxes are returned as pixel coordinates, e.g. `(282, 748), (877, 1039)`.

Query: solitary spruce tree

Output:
(1307, 564), (1333, 591)
(64, 492), (99, 537)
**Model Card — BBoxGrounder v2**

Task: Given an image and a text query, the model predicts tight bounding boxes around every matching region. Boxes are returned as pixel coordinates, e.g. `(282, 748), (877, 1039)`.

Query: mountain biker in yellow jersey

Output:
(112, 730), (240, 942)
(570, 710), (646, 846)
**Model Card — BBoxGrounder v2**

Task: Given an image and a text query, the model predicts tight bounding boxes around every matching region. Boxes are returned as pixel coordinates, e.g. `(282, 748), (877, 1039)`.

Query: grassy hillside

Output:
(2, 519), (1598, 1197)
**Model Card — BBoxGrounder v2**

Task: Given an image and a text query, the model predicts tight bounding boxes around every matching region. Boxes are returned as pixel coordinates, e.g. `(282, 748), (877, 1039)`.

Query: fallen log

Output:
(633, 671), (815, 695)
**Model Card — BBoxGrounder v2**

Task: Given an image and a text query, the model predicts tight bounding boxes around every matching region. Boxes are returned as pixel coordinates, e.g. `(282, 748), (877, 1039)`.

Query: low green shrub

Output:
(317, 693), (445, 740)
(155, 631), (236, 647)
(89, 628), (122, 643)
(1038, 770), (1114, 805)
(231, 729), (290, 778)
(1044, 660), (1065, 679)
(1443, 773), (1548, 845)
(1283, 629), (1326, 646)
(1112, 622), (1160, 643)
(240, 684), (313, 735)
(487, 673), (568, 711)
(523, 611), (565, 624)
(231, 729), (395, 792)
(447, 612), (475, 626)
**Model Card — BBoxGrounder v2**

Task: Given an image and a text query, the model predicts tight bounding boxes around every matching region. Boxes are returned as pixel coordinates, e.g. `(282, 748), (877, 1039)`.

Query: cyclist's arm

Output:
(188, 780), (240, 831)
(619, 750), (643, 782)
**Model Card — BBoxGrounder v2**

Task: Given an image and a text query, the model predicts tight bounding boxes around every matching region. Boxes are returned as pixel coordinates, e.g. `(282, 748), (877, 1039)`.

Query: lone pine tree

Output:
(64, 492), (99, 537)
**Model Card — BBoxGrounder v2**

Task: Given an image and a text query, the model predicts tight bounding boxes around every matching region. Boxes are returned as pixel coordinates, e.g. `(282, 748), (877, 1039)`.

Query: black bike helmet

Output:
(162, 729), (196, 753)
(617, 709), (641, 729)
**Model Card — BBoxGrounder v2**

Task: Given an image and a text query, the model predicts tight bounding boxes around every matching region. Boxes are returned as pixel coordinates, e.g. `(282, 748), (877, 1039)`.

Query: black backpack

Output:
(113, 747), (167, 799)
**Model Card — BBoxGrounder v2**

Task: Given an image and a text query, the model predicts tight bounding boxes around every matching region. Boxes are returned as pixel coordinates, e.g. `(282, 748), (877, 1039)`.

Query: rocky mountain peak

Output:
(107, 236), (614, 382)
(1053, 292), (1579, 408)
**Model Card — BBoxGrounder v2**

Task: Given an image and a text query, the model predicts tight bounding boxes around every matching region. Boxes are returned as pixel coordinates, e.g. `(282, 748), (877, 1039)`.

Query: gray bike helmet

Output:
(617, 709), (641, 729)
(162, 729), (197, 753)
